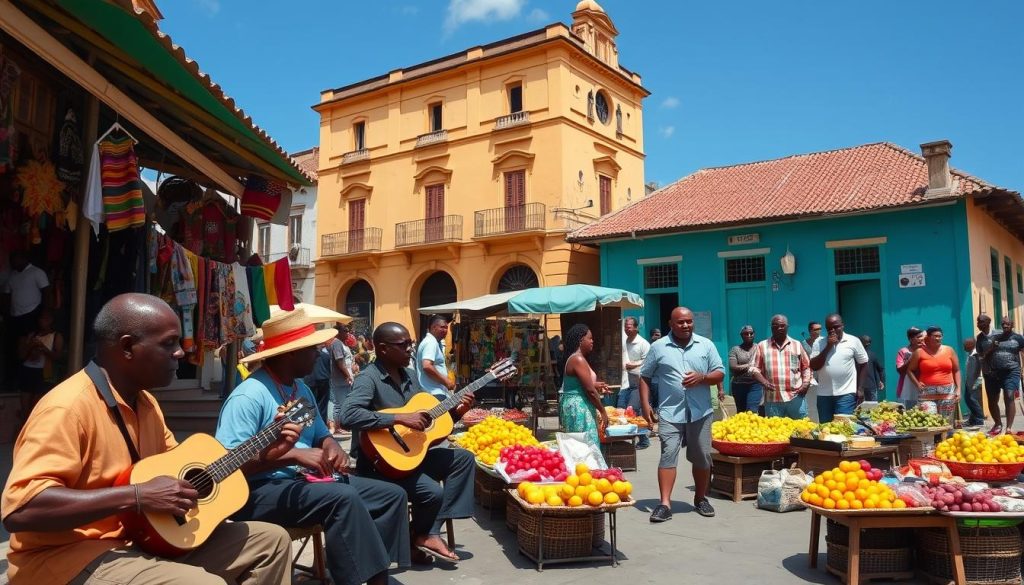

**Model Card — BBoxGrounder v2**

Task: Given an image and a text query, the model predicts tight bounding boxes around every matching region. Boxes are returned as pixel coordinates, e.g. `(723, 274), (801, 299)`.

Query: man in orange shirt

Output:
(2, 293), (297, 584)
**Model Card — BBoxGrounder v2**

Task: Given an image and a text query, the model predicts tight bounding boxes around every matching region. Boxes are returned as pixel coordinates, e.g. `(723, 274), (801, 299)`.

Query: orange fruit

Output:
(568, 495), (584, 507)
(829, 490), (843, 502)
(825, 480), (837, 490)
(893, 499), (907, 509)
(526, 490), (545, 505)
(518, 482), (534, 498)
(846, 477), (860, 491)
(801, 491), (811, 503)
(612, 481), (628, 496)
(579, 473), (593, 486)
(836, 499), (850, 510)
(823, 498), (836, 509)
(863, 498), (877, 509)
(815, 476), (826, 485)
(855, 470), (866, 480)
(596, 478), (613, 494)
(858, 479), (871, 490)
(621, 481), (633, 496)
(817, 485), (830, 499)
(878, 500), (893, 509)
(809, 494), (823, 507)
(546, 495), (563, 507)
(566, 475), (580, 488)
(844, 492), (856, 503)
(833, 471), (846, 484)
(850, 500), (864, 510)
(604, 492), (620, 505)
(575, 486), (589, 498)
(575, 463), (590, 475)
(587, 491), (604, 506)
(560, 485), (575, 499)
(855, 489), (869, 501)
(821, 471), (834, 482)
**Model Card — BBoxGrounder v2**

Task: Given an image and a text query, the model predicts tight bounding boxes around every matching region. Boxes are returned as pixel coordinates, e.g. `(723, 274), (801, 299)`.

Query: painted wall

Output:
(598, 202), (973, 391)
(965, 196), (1024, 326)
(313, 9), (646, 328)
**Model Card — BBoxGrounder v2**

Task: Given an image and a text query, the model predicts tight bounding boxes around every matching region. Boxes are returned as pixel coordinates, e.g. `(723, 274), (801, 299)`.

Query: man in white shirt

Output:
(416, 314), (454, 399)
(809, 313), (868, 423)
(619, 317), (651, 448)
(4, 251), (48, 336)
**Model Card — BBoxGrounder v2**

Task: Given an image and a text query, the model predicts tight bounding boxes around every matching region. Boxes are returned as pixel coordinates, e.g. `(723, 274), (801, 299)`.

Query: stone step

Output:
(165, 412), (219, 434)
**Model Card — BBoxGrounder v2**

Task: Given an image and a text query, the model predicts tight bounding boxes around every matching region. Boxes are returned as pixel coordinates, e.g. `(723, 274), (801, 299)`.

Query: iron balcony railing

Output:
(494, 111), (530, 130)
(395, 215), (462, 247)
(474, 203), (546, 237)
(320, 228), (382, 257)
(341, 149), (369, 164)
(267, 247), (311, 267)
(415, 129), (448, 148)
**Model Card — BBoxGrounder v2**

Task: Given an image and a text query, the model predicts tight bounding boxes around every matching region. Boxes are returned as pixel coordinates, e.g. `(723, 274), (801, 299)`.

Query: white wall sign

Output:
(899, 273), (926, 288)
(900, 264), (923, 274)
(727, 233), (760, 246)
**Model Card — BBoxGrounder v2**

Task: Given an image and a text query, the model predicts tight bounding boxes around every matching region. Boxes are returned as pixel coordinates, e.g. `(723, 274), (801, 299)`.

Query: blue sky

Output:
(160, 1), (1024, 190)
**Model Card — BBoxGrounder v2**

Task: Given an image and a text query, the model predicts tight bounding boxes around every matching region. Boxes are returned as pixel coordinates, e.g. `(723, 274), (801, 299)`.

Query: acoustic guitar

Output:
(360, 357), (518, 478)
(114, 399), (314, 557)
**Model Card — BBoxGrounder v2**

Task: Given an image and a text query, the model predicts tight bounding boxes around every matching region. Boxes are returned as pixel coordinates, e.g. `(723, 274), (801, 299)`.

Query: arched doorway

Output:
(418, 271), (457, 339)
(343, 279), (375, 338)
(497, 264), (539, 292)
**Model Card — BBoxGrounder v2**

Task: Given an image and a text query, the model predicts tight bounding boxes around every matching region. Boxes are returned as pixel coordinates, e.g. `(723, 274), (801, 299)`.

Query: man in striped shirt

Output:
(749, 314), (813, 419)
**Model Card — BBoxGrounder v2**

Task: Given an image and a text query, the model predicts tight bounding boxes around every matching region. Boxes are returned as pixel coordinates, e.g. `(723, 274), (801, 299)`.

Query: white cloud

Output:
(661, 96), (680, 109)
(194, 0), (220, 16)
(444, 0), (526, 34)
(659, 125), (676, 138)
(527, 7), (550, 22)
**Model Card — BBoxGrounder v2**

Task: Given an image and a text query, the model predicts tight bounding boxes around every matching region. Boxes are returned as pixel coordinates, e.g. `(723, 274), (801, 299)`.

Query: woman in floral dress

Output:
(559, 324), (610, 447)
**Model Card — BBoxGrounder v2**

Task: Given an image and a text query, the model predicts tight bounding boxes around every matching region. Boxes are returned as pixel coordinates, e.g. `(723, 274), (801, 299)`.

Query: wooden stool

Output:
(287, 525), (328, 583)
(408, 502), (457, 551)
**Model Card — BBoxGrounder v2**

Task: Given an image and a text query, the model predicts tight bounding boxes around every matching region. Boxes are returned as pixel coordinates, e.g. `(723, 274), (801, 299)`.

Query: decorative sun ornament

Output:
(17, 159), (65, 215)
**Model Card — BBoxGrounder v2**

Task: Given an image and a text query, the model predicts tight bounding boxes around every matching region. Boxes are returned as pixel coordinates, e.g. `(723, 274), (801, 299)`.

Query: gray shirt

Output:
(984, 332), (1024, 373)
(340, 361), (424, 465)
(728, 344), (757, 385)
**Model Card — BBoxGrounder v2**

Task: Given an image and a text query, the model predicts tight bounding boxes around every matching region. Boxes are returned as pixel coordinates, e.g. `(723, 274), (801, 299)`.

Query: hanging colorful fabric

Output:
(247, 265), (270, 326)
(97, 135), (146, 232)
(16, 159), (65, 215)
(270, 257), (295, 311)
(240, 174), (286, 221)
(262, 260), (278, 306)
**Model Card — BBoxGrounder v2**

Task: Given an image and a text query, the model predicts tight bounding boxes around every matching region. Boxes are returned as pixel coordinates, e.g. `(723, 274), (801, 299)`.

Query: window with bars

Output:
(644, 264), (678, 289)
(725, 256), (766, 284)
(834, 246), (880, 275)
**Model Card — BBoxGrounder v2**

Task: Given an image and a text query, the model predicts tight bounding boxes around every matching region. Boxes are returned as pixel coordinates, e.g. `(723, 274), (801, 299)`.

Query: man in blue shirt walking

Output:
(640, 307), (725, 522)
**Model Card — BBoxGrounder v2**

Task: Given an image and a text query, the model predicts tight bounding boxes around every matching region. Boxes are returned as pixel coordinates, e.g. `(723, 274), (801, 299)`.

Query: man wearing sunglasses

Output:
(341, 322), (476, 565)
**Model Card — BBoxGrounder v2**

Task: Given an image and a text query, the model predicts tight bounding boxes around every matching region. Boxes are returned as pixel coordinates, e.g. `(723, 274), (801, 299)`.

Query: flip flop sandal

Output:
(416, 545), (459, 564)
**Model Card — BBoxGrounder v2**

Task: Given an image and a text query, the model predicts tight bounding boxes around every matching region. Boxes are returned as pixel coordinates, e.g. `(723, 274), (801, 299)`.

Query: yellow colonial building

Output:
(313, 1), (648, 335)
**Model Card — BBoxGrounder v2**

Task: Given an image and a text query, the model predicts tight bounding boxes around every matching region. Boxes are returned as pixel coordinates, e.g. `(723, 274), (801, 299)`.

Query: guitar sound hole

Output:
(183, 467), (215, 499)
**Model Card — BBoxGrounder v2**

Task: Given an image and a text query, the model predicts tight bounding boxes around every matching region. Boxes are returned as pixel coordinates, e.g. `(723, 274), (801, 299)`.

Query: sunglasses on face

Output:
(382, 340), (413, 350)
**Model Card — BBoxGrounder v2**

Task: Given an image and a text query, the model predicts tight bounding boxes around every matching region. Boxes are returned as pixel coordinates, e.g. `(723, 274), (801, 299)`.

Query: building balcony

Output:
(267, 246), (311, 268)
(474, 203), (546, 238)
(396, 215), (462, 248)
(341, 149), (369, 164)
(415, 129), (448, 148)
(321, 228), (383, 257)
(494, 111), (530, 130)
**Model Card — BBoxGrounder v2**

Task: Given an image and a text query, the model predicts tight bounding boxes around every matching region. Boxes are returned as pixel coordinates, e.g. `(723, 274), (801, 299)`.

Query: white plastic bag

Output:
(555, 432), (607, 470)
(757, 468), (811, 512)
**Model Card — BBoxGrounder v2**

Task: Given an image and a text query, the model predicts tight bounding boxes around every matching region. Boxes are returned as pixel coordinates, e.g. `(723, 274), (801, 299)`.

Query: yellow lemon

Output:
(575, 463), (590, 475)
(546, 495), (563, 507)
(560, 485), (575, 499)
(587, 491), (605, 506)
(568, 495), (583, 507)
(526, 490), (544, 505)
(579, 472), (593, 486)
(604, 492), (620, 505)
(596, 478), (613, 494)
(566, 475), (580, 488)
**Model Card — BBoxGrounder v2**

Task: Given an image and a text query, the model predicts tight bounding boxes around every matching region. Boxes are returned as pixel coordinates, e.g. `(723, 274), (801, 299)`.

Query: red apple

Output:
(859, 460), (871, 472)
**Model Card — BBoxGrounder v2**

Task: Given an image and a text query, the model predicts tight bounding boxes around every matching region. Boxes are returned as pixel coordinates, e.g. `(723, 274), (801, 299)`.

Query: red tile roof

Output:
(570, 142), (1010, 242)
(289, 147), (319, 182)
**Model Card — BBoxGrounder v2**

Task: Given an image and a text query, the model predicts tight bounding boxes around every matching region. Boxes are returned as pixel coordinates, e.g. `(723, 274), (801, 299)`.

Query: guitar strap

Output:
(85, 360), (141, 463)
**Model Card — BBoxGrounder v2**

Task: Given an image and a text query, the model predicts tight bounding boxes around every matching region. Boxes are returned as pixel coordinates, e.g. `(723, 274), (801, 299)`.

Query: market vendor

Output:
(417, 314), (454, 399)
(639, 306), (725, 522)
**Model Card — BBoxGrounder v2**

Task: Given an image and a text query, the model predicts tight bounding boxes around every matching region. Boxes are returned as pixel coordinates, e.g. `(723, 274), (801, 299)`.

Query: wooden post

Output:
(67, 66), (100, 372)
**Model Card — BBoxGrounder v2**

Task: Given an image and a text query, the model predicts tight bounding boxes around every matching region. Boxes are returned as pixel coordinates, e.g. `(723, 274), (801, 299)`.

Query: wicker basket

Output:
(506, 496), (521, 530)
(826, 542), (912, 576)
(475, 473), (508, 510)
(711, 439), (790, 457)
(937, 459), (1024, 482)
(516, 510), (595, 559)
(592, 513), (605, 548)
(918, 526), (1022, 585)
(826, 519), (911, 549)
(604, 441), (637, 471)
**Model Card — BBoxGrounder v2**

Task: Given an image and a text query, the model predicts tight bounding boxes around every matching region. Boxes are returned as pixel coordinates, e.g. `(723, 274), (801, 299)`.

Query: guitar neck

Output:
(206, 418), (288, 482)
(428, 372), (497, 419)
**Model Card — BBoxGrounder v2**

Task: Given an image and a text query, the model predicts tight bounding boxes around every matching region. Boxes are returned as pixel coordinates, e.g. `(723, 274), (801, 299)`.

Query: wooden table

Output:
(790, 445), (898, 475)
(808, 508), (966, 585)
(710, 452), (795, 502)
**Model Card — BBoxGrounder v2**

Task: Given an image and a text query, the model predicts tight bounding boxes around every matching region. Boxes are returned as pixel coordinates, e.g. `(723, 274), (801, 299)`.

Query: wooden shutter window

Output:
(599, 175), (612, 215)
(348, 199), (365, 252)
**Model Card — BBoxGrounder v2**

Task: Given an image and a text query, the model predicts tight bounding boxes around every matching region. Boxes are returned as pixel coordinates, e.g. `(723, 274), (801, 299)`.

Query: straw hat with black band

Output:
(241, 304), (353, 364)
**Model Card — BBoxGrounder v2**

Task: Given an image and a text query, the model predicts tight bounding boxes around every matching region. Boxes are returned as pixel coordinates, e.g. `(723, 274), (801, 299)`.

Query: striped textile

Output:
(750, 336), (812, 403)
(98, 135), (145, 231)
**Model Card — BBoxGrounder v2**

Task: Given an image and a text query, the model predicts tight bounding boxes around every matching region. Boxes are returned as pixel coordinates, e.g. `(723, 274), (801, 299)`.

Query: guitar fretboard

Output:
(427, 372), (497, 419)
(205, 418), (290, 482)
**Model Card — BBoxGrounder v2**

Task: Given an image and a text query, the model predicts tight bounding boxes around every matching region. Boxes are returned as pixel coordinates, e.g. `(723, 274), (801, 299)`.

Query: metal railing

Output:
(341, 149), (369, 164)
(494, 111), (530, 130)
(415, 129), (448, 148)
(267, 247), (311, 267)
(395, 215), (462, 247)
(474, 203), (545, 237)
(320, 228), (382, 257)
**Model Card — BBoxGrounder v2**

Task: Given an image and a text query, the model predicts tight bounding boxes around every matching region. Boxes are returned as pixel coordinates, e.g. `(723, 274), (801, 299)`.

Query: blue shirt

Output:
(640, 333), (724, 424)
(416, 334), (448, 398)
(215, 368), (331, 482)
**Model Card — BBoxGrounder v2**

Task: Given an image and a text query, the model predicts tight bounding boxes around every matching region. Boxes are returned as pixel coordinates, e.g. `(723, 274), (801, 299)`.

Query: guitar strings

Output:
(183, 416), (293, 493)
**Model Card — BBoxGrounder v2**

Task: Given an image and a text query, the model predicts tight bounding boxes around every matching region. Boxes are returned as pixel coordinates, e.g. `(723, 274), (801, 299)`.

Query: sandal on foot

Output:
(415, 545), (459, 564)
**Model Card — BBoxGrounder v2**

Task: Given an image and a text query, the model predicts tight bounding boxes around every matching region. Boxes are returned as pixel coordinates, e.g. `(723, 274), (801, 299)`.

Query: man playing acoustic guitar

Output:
(216, 305), (410, 585)
(342, 322), (476, 564)
(2, 294), (297, 585)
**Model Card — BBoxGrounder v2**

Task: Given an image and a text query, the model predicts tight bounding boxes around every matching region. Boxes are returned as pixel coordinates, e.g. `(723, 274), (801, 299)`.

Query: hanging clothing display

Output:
(177, 198), (239, 263)
(0, 52), (20, 172)
(56, 109), (83, 189)
(84, 133), (146, 234)
(240, 174), (285, 221)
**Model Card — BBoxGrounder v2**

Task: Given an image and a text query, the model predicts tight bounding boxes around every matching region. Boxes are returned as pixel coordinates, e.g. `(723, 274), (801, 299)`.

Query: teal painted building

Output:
(571, 141), (1024, 401)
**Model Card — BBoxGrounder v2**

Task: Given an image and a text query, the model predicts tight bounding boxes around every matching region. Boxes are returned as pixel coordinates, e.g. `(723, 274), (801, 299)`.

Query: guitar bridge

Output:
(173, 515), (186, 526)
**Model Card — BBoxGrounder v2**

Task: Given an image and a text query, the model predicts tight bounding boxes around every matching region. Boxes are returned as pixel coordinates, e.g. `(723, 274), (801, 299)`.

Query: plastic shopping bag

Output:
(757, 468), (811, 512)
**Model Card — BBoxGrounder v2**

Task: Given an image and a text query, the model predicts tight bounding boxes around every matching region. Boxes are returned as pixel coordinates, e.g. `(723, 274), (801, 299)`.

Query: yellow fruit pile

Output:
(454, 416), (539, 465)
(711, 412), (816, 443)
(800, 461), (906, 510)
(517, 463), (632, 507)
(934, 432), (1022, 464)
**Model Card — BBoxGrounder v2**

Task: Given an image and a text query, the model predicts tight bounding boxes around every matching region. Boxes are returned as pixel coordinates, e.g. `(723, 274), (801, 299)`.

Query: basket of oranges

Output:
(510, 463), (635, 515)
(933, 432), (1024, 482)
(800, 460), (927, 513)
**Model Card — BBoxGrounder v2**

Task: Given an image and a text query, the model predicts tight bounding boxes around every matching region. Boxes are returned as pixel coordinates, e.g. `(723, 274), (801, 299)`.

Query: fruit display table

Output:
(808, 507), (967, 585)
(709, 452), (796, 502)
(790, 445), (898, 476)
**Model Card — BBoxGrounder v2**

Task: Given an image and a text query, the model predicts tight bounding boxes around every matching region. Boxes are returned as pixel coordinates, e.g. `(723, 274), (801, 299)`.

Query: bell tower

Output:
(571, 1), (619, 68)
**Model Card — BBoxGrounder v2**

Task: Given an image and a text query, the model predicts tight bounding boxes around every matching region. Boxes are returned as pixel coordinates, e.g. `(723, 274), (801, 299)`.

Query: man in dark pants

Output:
(216, 305), (410, 585)
(342, 321), (476, 564)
